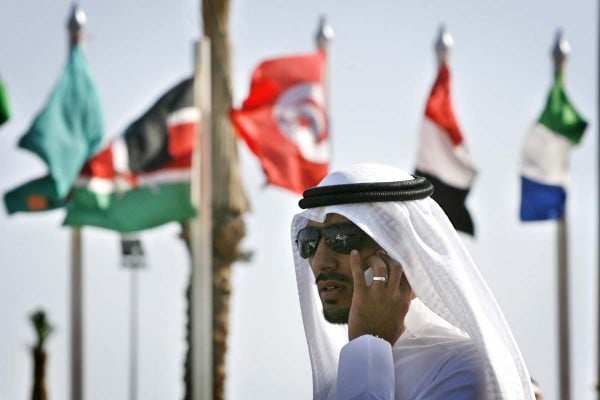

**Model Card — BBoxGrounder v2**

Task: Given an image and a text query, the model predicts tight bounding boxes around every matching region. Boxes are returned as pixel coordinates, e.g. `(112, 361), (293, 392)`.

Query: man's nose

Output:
(309, 238), (337, 275)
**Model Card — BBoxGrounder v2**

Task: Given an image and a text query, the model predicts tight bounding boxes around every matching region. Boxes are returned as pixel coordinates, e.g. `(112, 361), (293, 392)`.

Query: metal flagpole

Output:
(129, 267), (138, 400)
(120, 234), (146, 400)
(597, 3), (600, 397)
(190, 37), (213, 400)
(558, 212), (571, 400)
(315, 16), (333, 158)
(553, 30), (571, 400)
(70, 227), (83, 400)
(68, 4), (87, 400)
(315, 16), (333, 108)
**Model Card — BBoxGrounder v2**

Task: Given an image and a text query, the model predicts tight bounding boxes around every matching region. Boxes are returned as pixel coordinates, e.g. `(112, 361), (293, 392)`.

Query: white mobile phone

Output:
(363, 266), (373, 287)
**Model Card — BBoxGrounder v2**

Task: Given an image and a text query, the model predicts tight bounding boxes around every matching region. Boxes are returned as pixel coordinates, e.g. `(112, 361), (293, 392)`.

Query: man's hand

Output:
(347, 249), (412, 345)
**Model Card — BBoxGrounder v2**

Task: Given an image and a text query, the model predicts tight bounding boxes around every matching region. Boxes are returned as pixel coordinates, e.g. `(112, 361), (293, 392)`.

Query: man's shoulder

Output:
(393, 329), (481, 376)
(394, 325), (477, 358)
(392, 327), (485, 398)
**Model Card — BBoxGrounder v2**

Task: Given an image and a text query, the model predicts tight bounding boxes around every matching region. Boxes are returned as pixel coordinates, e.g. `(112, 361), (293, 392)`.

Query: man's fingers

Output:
(379, 252), (402, 289)
(349, 250), (366, 289)
(352, 249), (404, 291)
(366, 250), (389, 286)
(399, 269), (412, 299)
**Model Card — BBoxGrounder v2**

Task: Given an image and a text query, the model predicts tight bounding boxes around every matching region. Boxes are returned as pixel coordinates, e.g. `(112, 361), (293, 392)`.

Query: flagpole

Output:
(68, 4), (86, 400)
(190, 36), (212, 400)
(315, 16), (333, 156)
(70, 227), (83, 400)
(597, 1), (600, 395)
(120, 234), (145, 400)
(129, 263), (139, 400)
(315, 15), (333, 113)
(558, 212), (571, 400)
(553, 30), (571, 400)
(597, 2), (600, 396)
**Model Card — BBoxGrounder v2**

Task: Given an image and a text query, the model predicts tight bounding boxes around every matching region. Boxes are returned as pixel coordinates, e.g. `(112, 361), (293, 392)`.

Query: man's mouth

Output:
(315, 272), (351, 302)
(318, 280), (348, 302)
(316, 271), (351, 286)
(318, 280), (344, 291)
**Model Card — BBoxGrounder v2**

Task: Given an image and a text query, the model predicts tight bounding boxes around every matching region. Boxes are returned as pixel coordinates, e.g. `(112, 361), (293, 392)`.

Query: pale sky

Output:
(0, 1), (597, 399)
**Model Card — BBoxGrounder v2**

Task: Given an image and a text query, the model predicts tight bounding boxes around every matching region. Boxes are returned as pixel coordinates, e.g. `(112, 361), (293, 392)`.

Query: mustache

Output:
(315, 271), (352, 285)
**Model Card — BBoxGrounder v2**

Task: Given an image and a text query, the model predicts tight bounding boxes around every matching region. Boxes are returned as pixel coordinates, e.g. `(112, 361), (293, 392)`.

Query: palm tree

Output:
(182, 0), (249, 398)
(30, 310), (53, 400)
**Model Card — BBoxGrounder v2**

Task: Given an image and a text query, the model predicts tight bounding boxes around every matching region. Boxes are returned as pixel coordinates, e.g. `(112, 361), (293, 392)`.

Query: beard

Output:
(316, 271), (352, 324)
(323, 307), (349, 324)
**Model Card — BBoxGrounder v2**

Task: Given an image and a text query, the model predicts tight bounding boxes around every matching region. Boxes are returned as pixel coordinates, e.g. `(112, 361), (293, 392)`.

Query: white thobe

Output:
(335, 330), (485, 400)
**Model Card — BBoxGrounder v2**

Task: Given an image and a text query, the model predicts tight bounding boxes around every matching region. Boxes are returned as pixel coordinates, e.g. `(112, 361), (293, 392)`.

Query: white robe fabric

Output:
(290, 163), (533, 400)
(336, 322), (485, 399)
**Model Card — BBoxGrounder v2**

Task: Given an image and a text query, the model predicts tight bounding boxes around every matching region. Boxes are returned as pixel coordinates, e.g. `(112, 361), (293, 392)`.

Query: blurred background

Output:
(0, 0), (597, 399)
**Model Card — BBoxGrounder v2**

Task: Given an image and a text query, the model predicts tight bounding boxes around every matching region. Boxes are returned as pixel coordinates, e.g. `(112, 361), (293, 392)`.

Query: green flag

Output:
(4, 45), (103, 214)
(65, 180), (196, 232)
(18, 44), (103, 197)
(0, 78), (10, 125)
(4, 175), (67, 213)
(537, 71), (587, 144)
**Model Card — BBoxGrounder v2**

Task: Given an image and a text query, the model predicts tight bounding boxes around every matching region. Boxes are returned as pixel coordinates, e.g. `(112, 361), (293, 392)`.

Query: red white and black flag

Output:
(64, 77), (198, 232)
(119, 78), (196, 172)
(414, 63), (477, 235)
(230, 51), (329, 194)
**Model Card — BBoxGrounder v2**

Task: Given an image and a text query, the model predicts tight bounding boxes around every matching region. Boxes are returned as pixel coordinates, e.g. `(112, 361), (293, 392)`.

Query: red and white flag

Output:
(414, 63), (477, 235)
(230, 51), (329, 194)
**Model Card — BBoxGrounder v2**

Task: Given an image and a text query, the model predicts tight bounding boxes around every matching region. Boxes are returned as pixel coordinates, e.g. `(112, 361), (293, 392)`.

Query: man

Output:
(290, 163), (534, 399)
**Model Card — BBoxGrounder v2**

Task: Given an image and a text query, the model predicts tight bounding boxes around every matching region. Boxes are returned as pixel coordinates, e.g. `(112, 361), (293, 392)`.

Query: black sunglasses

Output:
(295, 222), (368, 259)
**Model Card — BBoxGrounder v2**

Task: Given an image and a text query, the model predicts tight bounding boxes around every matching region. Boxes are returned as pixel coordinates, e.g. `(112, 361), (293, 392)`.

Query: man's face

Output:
(302, 213), (382, 324)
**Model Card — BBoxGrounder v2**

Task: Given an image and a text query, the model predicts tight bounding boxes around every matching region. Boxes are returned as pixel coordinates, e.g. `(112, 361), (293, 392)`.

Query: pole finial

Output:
(67, 3), (87, 47)
(315, 15), (334, 50)
(434, 24), (453, 64)
(552, 29), (570, 69)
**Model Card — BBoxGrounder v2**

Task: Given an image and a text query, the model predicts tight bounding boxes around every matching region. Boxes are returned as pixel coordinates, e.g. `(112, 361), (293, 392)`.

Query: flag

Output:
(414, 63), (477, 235)
(4, 45), (103, 214)
(230, 50), (329, 194)
(519, 71), (587, 221)
(0, 78), (10, 125)
(4, 175), (67, 213)
(64, 78), (198, 232)
(17, 45), (103, 197)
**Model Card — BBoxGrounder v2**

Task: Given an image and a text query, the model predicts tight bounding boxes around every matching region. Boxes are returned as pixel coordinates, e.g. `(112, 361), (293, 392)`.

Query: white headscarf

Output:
(290, 163), (533, 400)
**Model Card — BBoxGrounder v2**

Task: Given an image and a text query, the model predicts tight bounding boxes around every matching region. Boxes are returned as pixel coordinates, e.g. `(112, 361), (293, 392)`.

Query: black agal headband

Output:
(298, 175), (434, 209)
